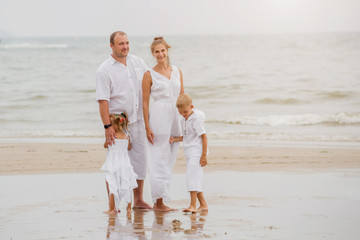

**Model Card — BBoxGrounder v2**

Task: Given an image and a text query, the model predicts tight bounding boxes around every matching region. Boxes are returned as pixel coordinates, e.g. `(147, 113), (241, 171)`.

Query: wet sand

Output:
(1, 171), (360, 239)
(1, 142), (360, 239)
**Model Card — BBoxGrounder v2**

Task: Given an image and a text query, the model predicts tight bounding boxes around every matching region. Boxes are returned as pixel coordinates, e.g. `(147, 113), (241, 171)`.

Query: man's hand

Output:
(105, 126), (116, 146)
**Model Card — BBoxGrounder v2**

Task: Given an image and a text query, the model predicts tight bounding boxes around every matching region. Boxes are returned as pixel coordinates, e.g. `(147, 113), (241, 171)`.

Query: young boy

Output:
(170, 93), (208, 213)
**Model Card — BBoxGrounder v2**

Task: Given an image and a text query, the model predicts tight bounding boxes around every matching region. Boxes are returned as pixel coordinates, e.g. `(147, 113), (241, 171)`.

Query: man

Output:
(96, 31), (151, 209)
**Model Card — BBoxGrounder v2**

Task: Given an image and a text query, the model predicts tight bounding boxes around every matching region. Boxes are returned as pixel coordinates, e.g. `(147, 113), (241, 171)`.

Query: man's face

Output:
(111, 34), (129, 59)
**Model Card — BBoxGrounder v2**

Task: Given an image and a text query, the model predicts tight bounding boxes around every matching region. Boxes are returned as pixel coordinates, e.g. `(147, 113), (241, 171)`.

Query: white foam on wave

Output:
(208, 131), (360, 143)
(0, 43), (68, 49)
(0, 129), (102, 138)
(1, 128), (359, 143)
(208, 112), (360, 126)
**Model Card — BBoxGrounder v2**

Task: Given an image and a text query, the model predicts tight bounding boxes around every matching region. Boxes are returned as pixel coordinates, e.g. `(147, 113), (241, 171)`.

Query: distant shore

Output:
(1, 142), (359, 175)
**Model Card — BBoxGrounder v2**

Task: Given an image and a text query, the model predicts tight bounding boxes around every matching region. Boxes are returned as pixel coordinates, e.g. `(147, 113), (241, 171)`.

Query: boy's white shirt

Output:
(181, 109), (209, 157)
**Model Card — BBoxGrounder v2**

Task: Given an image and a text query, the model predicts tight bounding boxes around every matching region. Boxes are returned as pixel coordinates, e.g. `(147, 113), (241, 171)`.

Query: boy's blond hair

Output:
(176, 94), (193, 108)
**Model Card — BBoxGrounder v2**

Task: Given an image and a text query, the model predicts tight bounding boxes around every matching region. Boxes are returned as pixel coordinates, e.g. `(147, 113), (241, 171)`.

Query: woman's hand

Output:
(146, 128), (155, 145)
(200, 155), (207, 167)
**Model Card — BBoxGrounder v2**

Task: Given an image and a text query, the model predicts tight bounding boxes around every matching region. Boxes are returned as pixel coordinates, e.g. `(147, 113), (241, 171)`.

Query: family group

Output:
(96, 31), (208, 215)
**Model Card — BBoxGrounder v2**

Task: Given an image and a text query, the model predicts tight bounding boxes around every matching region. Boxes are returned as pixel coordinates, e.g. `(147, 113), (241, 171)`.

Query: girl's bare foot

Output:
(103, 209), (117, 215)
(183, 206), (198, 213)
(127, 204), (132, 214)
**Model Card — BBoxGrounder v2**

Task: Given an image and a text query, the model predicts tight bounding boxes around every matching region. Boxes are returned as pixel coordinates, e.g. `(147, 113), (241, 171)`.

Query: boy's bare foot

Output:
(103, 209), (117, 215)
(183, 206), (198, 213)
(133, 200), (153, 209)
(153, 203), (176, 212)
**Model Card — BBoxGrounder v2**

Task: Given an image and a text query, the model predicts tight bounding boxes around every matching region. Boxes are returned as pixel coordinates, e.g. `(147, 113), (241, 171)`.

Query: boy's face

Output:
(178, 105), (194, 119)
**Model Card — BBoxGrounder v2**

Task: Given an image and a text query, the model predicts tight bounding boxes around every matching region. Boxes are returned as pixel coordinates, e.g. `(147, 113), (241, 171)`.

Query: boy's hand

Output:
(200, 155), (207, 167)
(169, 136), (174, 144)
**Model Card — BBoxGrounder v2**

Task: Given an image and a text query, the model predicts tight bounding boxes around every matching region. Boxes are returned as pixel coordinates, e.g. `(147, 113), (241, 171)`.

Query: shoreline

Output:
(1, 141), (359, 175)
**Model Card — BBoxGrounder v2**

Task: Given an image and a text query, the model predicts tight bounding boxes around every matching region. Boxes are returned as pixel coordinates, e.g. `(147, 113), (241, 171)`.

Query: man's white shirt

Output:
(96, 54), (147, 123)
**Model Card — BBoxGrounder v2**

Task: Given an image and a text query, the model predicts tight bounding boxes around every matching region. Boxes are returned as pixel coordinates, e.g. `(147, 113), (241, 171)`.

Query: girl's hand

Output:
(169, 137), (174, 144)
(146, 128), (155, 145)
(105, 127), (116, 146)
(200, 155), (207, 167)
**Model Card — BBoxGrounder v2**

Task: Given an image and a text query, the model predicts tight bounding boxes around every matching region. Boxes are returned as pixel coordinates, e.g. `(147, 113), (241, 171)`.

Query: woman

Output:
(142, 37), (184, 211)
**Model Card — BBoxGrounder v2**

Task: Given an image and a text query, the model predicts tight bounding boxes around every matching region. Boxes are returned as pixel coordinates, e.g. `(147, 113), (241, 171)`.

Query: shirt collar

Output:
(109, 54), (130, 66)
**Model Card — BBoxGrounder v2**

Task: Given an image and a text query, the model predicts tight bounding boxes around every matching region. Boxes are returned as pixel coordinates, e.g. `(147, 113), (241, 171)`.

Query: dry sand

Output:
(1, 142), (359, 174)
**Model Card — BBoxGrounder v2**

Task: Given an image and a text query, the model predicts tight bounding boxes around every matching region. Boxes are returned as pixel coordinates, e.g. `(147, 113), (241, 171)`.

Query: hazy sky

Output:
(1, 0), (359, 37)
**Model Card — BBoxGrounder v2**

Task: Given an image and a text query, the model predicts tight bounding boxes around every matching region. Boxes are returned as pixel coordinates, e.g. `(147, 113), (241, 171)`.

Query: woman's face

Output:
(152, 43), (168, 63)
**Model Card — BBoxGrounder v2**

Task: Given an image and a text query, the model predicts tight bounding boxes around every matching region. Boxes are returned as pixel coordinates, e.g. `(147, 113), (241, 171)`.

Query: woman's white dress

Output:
(101, 138), (138, 210)
(148, 66), (182, 203)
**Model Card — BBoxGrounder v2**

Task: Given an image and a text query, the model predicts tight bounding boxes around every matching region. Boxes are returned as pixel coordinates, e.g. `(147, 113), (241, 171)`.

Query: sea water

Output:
(0, 33), (359, 145)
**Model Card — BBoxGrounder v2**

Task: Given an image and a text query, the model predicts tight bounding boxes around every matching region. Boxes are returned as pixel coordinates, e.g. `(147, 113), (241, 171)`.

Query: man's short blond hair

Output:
(176, 94), (192, 108)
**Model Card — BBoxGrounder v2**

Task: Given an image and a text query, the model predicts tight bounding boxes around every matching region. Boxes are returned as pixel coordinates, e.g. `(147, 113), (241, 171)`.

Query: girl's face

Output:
(152, 43), (168, 63)
(178, 105), (194, 120)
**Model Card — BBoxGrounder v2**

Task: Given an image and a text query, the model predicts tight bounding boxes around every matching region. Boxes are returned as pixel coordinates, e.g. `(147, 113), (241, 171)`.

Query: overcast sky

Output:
(1, 0), (359, 37)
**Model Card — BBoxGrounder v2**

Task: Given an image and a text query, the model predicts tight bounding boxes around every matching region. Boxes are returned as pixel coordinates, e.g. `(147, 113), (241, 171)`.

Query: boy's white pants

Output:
(186, 156), (203, 192)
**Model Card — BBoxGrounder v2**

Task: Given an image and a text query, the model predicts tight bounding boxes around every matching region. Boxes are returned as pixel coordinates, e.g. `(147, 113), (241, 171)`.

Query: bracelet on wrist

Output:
(104, 124), (112, 129)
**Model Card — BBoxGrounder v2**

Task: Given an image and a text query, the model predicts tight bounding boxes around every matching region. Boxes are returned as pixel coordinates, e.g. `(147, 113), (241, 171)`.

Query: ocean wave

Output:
(207, 131), (360, 142)
(0, 43), (68, 49)
(0, 130), (103, 138)
(0, 129), (359, 143)
(255, 97), (303, 104)
(316, 91), (354, 99)
(207, 112), (360, 126)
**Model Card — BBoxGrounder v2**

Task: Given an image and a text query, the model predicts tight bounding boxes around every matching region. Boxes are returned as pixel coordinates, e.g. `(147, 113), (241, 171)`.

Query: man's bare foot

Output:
(153, 203), (176, 212)
(133, 200), (153, 209)
(183, 206), (198, 213)
(103, 209), (117, 215)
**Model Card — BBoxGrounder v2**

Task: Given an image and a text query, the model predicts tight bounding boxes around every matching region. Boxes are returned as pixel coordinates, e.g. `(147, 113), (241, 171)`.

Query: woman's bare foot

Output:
(103, 209), (117, 215)
(133, 200), (153, 209)
(197, 205), (208, 211)
(183, 206), (198, 213)
(153, 203), (176, 212)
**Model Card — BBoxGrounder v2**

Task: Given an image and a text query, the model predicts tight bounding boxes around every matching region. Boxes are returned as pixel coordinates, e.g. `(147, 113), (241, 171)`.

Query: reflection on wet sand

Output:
(105, 209), (209, 239)
(133, 209), (146, 238)
(106, 213), (133, 239)
(186, 210), (208, 236)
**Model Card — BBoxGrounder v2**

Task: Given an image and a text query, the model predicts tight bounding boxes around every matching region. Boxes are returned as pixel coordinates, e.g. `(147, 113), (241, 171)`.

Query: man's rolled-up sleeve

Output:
(96, 69), (111, 102)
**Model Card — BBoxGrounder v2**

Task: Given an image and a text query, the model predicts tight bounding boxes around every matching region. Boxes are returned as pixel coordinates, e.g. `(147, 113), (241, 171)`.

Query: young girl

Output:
(101, 112), (138, 215)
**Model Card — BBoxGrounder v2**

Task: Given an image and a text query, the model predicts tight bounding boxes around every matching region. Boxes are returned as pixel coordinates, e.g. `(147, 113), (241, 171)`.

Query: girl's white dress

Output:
(148, 66), (182, 203)
(101, 138), (138, 210)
